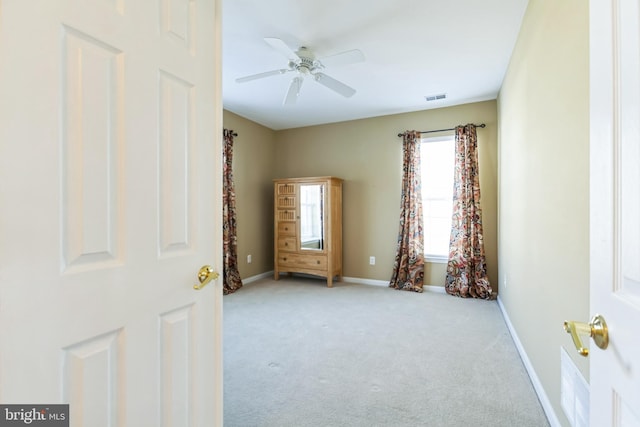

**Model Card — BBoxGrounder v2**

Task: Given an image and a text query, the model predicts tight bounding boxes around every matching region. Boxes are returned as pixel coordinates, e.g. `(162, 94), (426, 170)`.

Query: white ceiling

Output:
(222, 0), (529, 130)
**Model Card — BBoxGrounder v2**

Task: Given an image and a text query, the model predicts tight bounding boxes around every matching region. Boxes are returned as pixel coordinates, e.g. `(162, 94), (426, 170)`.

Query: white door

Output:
(0, 1), (223, 426)
(590, 0), (640, 425)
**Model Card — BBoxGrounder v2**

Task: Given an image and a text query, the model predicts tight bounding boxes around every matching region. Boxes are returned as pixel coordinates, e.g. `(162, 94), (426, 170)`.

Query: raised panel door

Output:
(0, 1), (222, 425)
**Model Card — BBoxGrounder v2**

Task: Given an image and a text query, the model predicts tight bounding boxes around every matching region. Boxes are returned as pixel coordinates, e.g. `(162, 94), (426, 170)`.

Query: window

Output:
(421, 136), (455, 261)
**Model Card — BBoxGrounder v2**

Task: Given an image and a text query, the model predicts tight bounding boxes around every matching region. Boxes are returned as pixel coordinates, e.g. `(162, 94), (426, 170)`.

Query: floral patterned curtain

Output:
(223, 129), (243, 295)
(389, 131), (424, 292)
(445, 124), (492, 299)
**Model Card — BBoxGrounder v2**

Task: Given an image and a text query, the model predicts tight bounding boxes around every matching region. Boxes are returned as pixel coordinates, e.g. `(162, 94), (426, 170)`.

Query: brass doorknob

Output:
(563, 314), (608, 357)
(193, 265), (219, 290)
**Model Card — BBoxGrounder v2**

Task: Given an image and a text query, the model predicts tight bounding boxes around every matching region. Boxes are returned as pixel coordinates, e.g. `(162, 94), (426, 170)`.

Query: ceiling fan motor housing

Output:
(294, 48), (320, 75)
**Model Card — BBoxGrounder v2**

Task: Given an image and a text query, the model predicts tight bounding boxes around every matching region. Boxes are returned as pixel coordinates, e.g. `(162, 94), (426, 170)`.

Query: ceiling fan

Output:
(235, 37), (365, 105)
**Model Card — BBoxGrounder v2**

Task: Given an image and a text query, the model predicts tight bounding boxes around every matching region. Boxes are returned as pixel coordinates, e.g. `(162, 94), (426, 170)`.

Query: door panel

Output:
(159, 305), (195, 426)
(159, 70), (194, 256)
(61, 26), (124, 271)
(63, 330), (125, 426)
(160, 0), (195, 52)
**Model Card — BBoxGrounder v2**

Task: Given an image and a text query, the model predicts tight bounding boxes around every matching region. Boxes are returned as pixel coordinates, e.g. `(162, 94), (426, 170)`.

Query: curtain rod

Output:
(397, 123), (485, 137)
(224, 129), (238, 137)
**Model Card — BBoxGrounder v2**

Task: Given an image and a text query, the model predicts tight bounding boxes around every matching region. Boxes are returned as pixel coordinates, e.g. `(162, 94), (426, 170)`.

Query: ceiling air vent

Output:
(425, 93), (447, 102)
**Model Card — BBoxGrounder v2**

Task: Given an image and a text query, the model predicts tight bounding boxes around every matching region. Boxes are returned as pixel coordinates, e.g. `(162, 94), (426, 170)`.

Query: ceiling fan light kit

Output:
(235, 37), (365, 105)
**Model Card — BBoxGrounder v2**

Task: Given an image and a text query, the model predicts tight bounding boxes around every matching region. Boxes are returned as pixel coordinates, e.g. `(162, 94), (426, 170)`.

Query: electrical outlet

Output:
(369, 256), (375, 265)
(247, 254), (252, 264)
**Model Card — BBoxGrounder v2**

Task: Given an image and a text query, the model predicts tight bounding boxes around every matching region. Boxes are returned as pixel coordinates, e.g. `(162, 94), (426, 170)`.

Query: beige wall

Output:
(245, 101), (497, 288)
(497, 0), (589, 426)
(223, 111), (277, 279)
(226, 101), (497, 288)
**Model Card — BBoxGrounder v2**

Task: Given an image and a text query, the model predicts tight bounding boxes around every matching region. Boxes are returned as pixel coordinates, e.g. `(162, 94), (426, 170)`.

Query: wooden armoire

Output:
(273, 176), (343, 287)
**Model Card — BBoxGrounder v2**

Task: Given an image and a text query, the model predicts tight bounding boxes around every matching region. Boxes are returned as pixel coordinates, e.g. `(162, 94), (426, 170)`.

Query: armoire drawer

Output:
(276, 210), (296, 221)
(277, 236), (296, 251)
(277, 221), (296, 236)
(277, 182), (296, 195)
(277, 195), (296, 209)
(278, 253), (327, 270)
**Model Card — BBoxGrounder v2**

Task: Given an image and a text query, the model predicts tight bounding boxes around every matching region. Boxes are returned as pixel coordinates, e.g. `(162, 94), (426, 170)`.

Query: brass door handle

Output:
(193, 265), (219, 290)
(563, 314), (608, 357)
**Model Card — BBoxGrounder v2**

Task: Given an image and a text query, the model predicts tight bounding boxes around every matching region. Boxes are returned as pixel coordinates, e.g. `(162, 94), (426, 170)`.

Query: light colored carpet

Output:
(223, 277), (550, 427)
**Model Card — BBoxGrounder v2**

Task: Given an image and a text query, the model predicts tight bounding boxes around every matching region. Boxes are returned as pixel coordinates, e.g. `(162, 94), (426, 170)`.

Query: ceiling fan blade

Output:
(236, 68), (290, 83)
(283, 76), (303, 105)
(264, 37), (300, 61)
(318, 49), (365, 68)
(313, 73), (356, 98)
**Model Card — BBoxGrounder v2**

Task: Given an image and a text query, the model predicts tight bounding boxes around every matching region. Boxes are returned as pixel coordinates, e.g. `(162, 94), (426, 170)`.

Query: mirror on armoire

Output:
(299, 184), (324, 250)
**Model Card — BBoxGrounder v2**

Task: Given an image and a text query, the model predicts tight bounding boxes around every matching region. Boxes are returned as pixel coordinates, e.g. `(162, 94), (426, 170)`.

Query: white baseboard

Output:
(243, 272), (445, 295)
(242, 271), (274, 284)
(246, 274), (392, 287)
(342, 276), (388, 287)
(423, 284), (446, 293)
(497, 296), (562, 427)
(342, 276), (447, 293)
